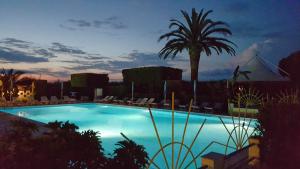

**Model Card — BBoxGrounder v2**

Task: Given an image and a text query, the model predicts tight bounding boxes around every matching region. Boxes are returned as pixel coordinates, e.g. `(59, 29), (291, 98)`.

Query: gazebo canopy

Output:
(236, 55), (288, 81)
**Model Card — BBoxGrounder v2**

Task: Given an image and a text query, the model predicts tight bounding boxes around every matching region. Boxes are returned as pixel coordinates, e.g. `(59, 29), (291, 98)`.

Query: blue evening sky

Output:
(0, 0), (299, 81)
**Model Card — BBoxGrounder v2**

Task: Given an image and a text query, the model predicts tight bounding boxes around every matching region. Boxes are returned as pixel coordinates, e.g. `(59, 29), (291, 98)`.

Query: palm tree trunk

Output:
(189, 50), (200, 81)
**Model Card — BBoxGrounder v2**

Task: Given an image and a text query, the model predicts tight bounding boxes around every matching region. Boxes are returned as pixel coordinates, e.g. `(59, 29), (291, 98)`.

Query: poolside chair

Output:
(161, 99), (171, 107)
(27, 96), (39, 105)
(40, 96), (49, 104)
(80, 96), (89, 102)
(133, 98), (148, 106)
(50, 96), (60, 104)
(112, 97), (120, 103)
(94, 96), (108, 102)
(191, 104), (200, 111)
(104, 96), (115, 102)
(178, 104), (187, 109)
(201, 102), (213, 112)
(127, 98), (141, 104)
(118, 97), (129, 104)
(63, 96), (76, 103)
(98, 96), (111, 102)
(144, 98), (157, 106)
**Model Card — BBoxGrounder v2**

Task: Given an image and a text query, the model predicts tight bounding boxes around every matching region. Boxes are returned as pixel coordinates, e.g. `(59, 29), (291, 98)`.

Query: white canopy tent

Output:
(235, 54), (288, 81)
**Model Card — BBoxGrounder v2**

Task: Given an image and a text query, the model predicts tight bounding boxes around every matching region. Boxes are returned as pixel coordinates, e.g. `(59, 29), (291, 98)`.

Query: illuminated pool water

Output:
(0, 103), (255, 168)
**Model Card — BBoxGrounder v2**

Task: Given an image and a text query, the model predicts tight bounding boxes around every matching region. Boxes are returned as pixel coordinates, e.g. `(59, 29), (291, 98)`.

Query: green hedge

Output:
(71, 73), (109, 88)
(122, 66), (182, 95)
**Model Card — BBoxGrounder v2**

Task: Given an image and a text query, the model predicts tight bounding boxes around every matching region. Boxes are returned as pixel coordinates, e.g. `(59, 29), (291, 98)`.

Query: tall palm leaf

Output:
(159, 8), (236, 81)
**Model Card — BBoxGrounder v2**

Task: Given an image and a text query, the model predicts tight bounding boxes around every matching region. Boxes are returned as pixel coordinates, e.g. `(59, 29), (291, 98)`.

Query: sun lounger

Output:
(133, 98), (148, 105)
(199, 102), (213, 112)
(118, 97), (129, 104)
(63, 96), (77, 103)
(161, 100), (170, 107)
(40, 96), (49, 104)
(50, 96), (60, 104)
(191, 105), (200, 110)
(112, 97), (120, 103)
(127, 98), (141, 104)
(80, 96), (89, 102)
(104, 96), (115, 102)
(96, 96), (109, 102)
(98, 96), (113, 102)
(178, 104), (187, 109)
(144, 98), (157, 106)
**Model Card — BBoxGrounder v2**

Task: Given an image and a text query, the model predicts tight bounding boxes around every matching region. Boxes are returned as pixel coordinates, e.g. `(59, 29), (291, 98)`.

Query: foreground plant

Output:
(0, 120), (148, 169)
(257, 103), (300, 169)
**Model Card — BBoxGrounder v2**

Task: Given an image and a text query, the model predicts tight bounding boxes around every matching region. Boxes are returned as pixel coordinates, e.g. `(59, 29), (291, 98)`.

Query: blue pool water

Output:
(0, 103), (255, 168)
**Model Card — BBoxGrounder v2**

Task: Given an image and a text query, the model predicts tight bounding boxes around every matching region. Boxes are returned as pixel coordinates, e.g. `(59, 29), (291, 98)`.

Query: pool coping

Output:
(0, 102), (256, 122)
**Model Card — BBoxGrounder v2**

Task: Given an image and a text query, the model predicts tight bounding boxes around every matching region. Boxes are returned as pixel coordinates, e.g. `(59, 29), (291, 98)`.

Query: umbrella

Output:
(131, 81), (134, 101)
(164, 80), (167, 103)
(193, 80), (197, 105)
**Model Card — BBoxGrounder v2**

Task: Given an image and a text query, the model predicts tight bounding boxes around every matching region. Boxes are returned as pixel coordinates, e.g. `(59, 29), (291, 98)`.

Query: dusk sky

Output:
(0, 0), (299, 81)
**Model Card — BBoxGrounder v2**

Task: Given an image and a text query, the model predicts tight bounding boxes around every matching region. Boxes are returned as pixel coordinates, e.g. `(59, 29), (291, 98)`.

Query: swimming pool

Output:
(0, 103), (255, 168)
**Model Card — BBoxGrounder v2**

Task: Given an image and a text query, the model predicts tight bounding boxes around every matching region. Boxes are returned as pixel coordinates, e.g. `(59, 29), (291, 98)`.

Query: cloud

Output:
(93, 16), (127, 29)
(60, 16), (127, 30)
(59, 24), (76, 31)
(0, 38), (31, 48)
(27, 68), (71, 79)
(229, 39), (273, 67)
(34, 49), (57, 58)
(49, 42), (86, 54)
(68, 19), (91, 27)
(0, 47), (49, 63)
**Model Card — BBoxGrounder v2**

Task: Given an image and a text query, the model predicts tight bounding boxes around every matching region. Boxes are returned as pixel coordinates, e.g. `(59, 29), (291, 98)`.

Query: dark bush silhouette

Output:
(0, 120), (149, 169)
(278, 50), (300, 83)
(106, 133), (149, 169)
(257, 103), (300, 169)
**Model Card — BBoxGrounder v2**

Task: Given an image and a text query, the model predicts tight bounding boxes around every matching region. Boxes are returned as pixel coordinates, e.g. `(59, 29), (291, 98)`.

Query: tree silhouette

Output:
(108, 133), (149, 169)
(159, 8), (236, 81)
(278, 50), (300, 83)
(0, 68), (24, 100)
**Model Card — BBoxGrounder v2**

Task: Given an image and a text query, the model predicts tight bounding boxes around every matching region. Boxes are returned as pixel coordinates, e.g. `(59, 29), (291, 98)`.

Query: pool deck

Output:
(0, 111), (48, 137)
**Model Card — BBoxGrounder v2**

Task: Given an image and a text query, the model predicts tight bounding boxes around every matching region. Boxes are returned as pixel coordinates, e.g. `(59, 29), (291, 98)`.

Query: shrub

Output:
(0, 120), (148, 169)
(257, 103), (300, 169)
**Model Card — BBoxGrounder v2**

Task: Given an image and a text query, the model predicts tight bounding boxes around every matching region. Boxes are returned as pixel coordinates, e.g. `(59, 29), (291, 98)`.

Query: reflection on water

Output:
(0, 103), (255, 168)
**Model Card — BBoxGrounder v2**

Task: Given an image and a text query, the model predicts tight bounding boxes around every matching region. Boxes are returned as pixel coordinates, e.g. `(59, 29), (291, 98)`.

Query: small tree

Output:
(0, 69), (24, 100)
(278, 50), (300, 83)
(107, 133), (149, 169)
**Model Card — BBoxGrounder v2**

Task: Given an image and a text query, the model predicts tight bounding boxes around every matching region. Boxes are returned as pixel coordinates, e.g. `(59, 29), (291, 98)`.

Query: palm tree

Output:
(109, 133), (148, 169)
(159, 8), (236, 81)
(0, 69), (24, 100)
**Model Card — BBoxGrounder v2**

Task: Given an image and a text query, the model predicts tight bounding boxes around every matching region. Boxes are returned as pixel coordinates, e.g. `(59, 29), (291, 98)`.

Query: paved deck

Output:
(0, 111), (49, 137)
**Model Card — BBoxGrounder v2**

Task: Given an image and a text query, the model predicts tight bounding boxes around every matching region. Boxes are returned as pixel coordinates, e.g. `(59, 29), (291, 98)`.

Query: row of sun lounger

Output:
(95, 96), (225, 113)
(95, 96), (157, 106)
(40, 96), (78, 104)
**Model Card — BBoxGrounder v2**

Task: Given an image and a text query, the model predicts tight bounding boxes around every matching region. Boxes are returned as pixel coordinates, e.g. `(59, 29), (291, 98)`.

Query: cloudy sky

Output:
(0, 0), (299, 81)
